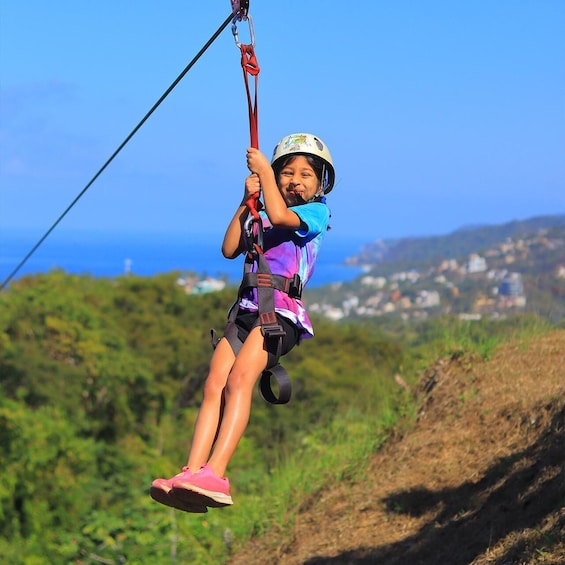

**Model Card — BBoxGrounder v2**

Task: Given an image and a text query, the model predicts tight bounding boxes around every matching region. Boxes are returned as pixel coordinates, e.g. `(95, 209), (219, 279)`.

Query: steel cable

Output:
(1, 12), (233, 290)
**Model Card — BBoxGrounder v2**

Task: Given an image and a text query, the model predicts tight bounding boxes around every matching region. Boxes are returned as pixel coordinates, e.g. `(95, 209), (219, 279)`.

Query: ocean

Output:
(1, 229), (368, 288)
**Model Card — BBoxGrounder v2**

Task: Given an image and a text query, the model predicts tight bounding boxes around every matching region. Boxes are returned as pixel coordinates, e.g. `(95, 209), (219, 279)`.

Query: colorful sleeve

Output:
(258, 202), (330, 237)
(292, 202), (330, 238)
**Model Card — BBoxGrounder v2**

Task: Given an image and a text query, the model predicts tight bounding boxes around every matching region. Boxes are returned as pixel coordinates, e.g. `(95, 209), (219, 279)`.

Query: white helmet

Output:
(271, 133), (335, 194)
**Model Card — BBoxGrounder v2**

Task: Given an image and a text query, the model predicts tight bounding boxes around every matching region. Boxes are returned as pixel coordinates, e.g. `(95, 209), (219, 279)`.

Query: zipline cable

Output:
(0, 12), (234, 291)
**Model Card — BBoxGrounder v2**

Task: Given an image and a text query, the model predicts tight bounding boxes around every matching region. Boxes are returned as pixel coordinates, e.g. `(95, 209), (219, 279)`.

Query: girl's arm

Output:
(221, 204), (247, 259)
(221, 173), (261, 259)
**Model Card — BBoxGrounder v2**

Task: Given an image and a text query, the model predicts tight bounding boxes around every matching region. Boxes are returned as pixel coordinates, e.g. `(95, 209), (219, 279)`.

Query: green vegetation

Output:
(0, 272), (404, 564)
(0, 271), (556, 563)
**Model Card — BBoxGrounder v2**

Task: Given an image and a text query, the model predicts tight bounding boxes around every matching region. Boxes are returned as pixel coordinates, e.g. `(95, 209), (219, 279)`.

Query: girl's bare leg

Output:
(206, 326), (268, 477)
(186, 337), (236, 471)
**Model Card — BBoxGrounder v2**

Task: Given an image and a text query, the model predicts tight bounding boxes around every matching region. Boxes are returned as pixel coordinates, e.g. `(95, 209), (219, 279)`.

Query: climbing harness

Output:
(211, 2), (296, 404)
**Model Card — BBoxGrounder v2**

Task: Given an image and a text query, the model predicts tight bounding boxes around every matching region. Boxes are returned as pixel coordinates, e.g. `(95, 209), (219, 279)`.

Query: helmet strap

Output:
(321, 163), (327, 193)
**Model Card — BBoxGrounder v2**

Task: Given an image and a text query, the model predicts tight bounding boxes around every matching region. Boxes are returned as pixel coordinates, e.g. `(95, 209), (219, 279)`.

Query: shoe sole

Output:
(172, 484), (233, 508)
(150, 485), (208, 513)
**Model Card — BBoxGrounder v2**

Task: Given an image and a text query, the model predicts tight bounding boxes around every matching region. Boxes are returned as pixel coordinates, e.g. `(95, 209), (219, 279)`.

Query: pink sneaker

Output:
(172, 465), (233, 507)
(150, 467), (208, 513)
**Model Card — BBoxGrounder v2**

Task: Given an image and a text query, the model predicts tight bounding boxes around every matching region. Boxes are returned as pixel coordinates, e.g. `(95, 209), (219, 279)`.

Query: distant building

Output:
(177, 275), (226, 294)
(498, 272), (524, 297)
(399, 296), (412, 309)
(342, 295), (360, 314)
(467, 254), (487, 273)
(360, 275), (387, 288)
(324, 306), (346, 321)
(391, 270), (420, 283)
(437, 259), (458, 272)
(416, 290), (440, 308)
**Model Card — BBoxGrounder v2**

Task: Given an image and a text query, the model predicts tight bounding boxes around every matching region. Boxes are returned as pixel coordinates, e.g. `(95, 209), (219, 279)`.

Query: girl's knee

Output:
(224, 369), (257, 398)
(203, 371), (228, 399)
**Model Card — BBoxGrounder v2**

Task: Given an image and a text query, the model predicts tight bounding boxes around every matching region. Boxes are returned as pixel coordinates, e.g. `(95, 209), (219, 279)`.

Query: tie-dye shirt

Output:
(238, 201), (330, 340)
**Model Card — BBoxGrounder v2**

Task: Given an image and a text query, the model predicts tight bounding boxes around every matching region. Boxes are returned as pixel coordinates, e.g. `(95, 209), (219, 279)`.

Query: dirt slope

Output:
(229, 330), (565, 565)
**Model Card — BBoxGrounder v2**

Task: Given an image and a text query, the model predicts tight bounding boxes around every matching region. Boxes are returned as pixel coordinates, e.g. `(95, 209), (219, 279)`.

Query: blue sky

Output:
(1, 1), (564, 244)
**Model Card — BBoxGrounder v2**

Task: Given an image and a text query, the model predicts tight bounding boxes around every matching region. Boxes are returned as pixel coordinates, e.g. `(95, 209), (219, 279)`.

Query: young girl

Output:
(150, 133), (335, 512)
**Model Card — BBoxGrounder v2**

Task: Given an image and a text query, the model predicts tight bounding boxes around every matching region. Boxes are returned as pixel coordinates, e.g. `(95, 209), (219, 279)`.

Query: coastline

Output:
(1, 228), (367, 288)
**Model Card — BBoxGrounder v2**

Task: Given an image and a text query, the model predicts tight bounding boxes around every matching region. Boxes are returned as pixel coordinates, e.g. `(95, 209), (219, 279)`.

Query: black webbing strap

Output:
(253, 252), (287, 364)
(239, 271), (302, 299)
(258, 364), (292, 404)
(210, 324), (242, 356)
(249, 252), (294, 404)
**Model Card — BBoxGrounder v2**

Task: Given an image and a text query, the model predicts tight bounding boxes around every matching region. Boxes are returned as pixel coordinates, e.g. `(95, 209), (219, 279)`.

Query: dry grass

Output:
(228, 330), (565, 564)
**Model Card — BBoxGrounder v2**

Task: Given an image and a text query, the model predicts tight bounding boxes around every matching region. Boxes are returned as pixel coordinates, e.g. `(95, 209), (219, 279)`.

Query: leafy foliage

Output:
(0, 271), (405, 563)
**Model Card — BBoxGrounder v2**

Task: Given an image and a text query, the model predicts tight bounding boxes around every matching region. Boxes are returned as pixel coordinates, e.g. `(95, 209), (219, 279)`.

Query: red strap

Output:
(240, 43), (261, 220)
(240, 43), (260, 148)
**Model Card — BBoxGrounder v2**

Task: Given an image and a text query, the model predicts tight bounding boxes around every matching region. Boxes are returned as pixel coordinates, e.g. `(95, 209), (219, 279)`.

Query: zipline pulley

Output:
(231, 0), (249, 18)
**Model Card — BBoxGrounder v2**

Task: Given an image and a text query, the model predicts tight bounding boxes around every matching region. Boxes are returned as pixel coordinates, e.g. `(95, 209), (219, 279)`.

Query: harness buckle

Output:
(259, 311), (285, 339)
(261, 324), (286, 339)
(288, 273), (303, 299)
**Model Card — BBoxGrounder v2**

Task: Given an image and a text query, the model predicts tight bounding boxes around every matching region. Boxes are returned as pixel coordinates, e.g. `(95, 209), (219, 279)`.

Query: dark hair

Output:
(272, 154), (325, 184)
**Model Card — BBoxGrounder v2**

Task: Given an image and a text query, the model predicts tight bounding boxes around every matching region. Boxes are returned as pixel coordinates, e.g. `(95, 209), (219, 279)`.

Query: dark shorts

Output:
(234, 310), (300, 356)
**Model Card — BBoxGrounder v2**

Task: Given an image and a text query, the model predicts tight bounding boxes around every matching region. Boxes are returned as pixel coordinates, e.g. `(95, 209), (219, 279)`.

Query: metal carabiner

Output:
(244, 215), (256, 254)
(244, 214), (263, 255)
(231, 13), (255, 47)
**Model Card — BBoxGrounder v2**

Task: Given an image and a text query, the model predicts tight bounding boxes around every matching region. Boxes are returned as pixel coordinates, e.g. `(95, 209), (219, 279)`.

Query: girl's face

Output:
(277, 155), (323, 207)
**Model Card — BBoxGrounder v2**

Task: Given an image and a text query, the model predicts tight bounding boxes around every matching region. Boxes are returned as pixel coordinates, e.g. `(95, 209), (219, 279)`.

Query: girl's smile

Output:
(277, 155), (322, 206)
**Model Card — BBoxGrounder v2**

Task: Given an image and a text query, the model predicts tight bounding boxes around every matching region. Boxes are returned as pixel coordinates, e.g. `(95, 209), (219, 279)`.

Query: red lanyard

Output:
(232, 2), (261, 219)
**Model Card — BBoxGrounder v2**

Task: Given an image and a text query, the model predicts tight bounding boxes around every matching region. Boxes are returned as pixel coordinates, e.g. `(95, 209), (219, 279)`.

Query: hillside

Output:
(306, 215), (565, 324)
(345, 214), (565, 268)
(228, 330), (565, 564)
